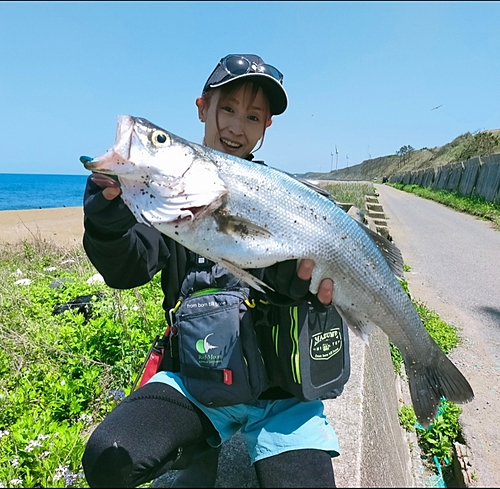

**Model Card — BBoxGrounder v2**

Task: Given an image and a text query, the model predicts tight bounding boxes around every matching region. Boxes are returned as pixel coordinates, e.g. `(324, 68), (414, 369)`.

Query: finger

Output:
(297, 259), (314, 281)
(317, 278), (334, 305)
(90, 173), (121, 189)
(102, 187), (122, 200)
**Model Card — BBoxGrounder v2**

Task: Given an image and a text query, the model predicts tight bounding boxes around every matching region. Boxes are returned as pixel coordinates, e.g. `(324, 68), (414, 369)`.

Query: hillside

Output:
(299, 129), (500, 182)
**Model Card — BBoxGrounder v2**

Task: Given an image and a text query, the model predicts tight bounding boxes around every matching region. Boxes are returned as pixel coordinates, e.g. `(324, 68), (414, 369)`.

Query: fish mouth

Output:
(81, 115), (135, 173)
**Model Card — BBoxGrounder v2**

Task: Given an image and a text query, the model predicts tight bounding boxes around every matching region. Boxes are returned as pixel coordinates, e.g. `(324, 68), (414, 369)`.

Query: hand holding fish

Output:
(298, 259), (333, 305)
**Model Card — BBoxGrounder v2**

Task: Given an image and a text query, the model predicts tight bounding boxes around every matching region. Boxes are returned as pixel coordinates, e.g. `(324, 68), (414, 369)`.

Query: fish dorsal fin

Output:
(356, 222), (405, 279)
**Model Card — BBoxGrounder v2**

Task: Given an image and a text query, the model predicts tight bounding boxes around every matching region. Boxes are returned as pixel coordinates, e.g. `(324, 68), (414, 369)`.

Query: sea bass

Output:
(82, 115), (474, 427)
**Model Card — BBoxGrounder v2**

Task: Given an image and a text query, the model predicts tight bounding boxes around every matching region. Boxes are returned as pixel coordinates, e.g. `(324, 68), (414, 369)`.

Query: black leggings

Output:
(82, 382), (336, 488)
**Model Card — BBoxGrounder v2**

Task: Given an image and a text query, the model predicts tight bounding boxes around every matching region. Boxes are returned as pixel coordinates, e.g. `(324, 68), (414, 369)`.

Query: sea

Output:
(0, 173), (89, 211)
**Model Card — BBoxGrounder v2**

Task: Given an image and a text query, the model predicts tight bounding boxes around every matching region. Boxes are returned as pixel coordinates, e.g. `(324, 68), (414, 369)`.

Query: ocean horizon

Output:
(0, 173), (89, 211)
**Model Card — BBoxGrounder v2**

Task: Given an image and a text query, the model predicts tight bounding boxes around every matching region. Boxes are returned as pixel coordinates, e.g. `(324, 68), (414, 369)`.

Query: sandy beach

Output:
(0, 207), (84, 247)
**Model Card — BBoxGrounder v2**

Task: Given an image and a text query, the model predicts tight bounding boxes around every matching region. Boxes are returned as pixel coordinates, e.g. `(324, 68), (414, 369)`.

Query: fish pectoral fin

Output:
(357, 222), (405, 279)
(219, 259), (274, 294)
(214, 213), (273, 238)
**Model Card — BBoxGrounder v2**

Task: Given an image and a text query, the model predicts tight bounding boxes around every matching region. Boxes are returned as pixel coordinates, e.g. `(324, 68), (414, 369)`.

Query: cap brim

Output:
(208, 72), (288, 116)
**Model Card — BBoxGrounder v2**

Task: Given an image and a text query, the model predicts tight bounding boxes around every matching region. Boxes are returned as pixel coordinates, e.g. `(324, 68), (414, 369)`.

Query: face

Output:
(196, 83), (272, 158)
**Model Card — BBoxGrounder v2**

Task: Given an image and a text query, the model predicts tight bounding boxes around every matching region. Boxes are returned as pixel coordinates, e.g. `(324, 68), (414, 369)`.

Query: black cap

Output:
(202, 54), (288, 116)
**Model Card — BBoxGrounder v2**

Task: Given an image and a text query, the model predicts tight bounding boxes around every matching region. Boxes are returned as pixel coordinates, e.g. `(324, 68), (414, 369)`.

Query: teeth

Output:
(221, 138), (241, 148)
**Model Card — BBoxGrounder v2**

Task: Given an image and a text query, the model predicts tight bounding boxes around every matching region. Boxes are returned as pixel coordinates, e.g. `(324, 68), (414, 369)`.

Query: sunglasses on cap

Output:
(220, 55), (284, 84)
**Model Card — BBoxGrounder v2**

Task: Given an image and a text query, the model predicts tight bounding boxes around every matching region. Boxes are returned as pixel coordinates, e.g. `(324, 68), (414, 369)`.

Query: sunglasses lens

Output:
(222, 56), (283, 83)
(223, 56), (250, 75)
(256, 64), (283, 82)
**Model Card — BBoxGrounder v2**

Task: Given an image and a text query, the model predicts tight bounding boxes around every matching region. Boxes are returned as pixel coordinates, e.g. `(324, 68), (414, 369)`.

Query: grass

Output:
(0, 238), (166, 487)
(321, 181), (375, 209)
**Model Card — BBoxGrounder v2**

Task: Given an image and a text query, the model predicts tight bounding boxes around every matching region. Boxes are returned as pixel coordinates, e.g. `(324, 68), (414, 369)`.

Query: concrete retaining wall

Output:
(389, 153), (500, 202)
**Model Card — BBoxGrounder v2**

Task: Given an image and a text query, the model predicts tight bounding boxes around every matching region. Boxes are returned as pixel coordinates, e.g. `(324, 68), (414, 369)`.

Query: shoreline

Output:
(0, 206), (84, 247)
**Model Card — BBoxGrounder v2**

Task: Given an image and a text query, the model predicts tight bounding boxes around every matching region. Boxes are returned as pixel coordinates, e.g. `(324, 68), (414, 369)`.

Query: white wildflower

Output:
(78, 413), (93, 425)
(9, 479), (23, 486)
(25, 439), (42, 452)
(43, 266), (57, 272)
(11, 456), (19, 467)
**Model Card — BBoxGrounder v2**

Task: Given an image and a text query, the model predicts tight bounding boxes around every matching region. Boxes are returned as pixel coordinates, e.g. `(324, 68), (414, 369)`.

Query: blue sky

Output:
(1, 1), (499, 176)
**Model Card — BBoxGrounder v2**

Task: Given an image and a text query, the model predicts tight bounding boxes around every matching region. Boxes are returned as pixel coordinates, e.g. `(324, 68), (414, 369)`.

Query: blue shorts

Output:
(147, 371), (340, 464)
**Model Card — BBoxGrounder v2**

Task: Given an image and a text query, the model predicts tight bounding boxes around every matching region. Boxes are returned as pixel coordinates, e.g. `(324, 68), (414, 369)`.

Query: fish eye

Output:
(151, 130), (170, 146)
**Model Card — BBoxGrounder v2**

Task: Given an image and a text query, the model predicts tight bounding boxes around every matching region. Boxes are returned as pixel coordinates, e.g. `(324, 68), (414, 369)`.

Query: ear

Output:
(196, 97), (206, 122)
(265, 118), (273, 128)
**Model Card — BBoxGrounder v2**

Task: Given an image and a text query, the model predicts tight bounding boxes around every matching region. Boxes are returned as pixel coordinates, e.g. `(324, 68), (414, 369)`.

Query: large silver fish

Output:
(82, 115), (474, 427)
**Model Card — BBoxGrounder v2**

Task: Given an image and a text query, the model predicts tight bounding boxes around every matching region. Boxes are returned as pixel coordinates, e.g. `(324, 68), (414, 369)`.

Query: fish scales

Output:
(82, 115), (474, 427)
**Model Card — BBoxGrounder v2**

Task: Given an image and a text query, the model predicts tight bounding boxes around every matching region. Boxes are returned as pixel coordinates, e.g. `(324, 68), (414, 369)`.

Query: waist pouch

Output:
(254, 302), (350, 401)
(174, 288), (269, 407)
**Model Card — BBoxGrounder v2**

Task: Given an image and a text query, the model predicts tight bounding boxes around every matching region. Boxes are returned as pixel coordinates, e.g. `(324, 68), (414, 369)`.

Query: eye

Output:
(151, 130), (170, 146)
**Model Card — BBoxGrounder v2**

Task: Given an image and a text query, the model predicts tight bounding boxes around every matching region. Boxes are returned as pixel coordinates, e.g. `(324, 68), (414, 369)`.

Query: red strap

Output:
(138, 349), (164, 388)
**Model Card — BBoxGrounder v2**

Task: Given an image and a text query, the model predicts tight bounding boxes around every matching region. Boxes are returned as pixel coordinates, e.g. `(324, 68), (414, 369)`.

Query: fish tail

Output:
(406, 352), (474, 428)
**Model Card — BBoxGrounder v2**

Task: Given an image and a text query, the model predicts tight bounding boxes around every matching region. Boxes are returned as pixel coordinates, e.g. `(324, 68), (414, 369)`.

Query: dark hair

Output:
(202, 79), (271, 154)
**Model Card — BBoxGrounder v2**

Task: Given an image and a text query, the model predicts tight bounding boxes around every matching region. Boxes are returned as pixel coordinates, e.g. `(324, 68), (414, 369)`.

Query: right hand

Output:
(83, 174), (137, 236)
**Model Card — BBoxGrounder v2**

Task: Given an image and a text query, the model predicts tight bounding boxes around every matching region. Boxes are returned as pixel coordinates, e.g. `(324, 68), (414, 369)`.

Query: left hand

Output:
(263, 259), (333, 307)
(297, 259), (334, 305)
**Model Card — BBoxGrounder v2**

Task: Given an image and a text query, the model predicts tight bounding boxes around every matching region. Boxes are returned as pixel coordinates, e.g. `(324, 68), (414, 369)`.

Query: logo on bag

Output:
(310, 328), (342, 360)
(196, 333), (217, 354)
(196, 334), (223, 367)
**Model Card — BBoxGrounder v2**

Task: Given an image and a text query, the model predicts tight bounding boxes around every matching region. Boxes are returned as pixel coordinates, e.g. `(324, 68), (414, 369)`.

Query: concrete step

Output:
(367, 211), (386, 220)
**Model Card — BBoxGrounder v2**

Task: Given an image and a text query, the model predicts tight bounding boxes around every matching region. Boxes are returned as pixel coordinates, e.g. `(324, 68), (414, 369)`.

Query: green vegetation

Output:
(393, 273), (464, 484)
(389, 183), (500, 229)
(0, 239), (165, 487)
(321, 181), (375, 209)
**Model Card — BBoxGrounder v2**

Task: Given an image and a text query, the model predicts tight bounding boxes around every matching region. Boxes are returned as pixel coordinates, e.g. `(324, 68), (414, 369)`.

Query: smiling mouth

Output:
(220, 138), (242, 149)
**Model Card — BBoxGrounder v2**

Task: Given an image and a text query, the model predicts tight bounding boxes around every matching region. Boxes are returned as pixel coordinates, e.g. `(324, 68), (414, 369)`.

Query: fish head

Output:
(82, 115), (228, 225)
(82, 115), (194, 181)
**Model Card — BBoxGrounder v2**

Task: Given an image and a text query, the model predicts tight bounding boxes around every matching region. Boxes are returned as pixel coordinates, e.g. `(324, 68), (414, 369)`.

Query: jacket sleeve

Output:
(83, 223), (171, 289)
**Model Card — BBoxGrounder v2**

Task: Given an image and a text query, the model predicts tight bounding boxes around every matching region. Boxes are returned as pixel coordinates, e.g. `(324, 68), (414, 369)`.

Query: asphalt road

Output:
(375, 184), (500, 487)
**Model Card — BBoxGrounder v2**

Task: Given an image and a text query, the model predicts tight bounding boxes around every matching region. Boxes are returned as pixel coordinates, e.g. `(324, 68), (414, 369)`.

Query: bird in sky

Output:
(431, 104), (443, 110)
